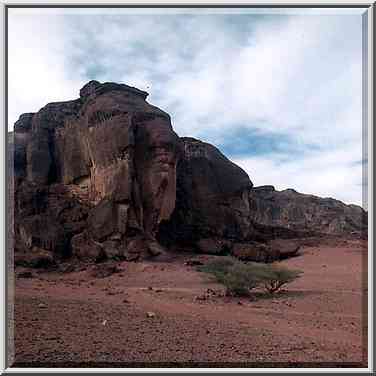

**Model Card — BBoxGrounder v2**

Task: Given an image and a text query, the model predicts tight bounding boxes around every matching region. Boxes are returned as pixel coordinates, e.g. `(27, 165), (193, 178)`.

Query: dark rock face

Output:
(11, 80), (367, 267)
(157, 137), (333, 262)
(249, 186), (367, 237)
(158, 138), (254, 247)
(13, 81), (179, 264)
(14, 181), (90, 267)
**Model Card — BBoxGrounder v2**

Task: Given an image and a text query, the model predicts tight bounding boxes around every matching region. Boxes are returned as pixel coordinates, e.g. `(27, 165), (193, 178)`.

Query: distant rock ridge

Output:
(249, 185), (367, 235)
(9, 80), (367, 267)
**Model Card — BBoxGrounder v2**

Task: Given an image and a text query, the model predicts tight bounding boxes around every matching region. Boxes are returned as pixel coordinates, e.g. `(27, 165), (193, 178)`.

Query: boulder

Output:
(125, 237), (149, 261)
(267, 239), (302, 259)
(89, 262), (122, 279)
(196, 238), (230, 255)
(147, 241), (165, 256)
(15, 247), (55, 269)
(71, 231), (106, 262)
(124, 237), (164, 260)
(231, 242), (278, 263)
(102, 240), (123, 259)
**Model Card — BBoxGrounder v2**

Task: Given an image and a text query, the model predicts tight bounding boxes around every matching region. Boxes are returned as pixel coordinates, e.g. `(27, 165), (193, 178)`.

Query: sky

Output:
(8, 8), (368, 208)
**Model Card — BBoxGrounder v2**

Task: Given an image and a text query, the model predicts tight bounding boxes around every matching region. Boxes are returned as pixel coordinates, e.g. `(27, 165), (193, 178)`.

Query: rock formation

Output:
(12, 80), (179, 264)
(249, 185), (367, 236)
(10, 80), (367, 267)
(157, 137), (255, 254)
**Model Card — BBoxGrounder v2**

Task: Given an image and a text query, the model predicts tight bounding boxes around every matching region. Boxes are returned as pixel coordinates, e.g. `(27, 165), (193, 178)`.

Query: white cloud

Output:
(8, 12), (86, 128)
(157, 15), (363, 146)
(7, 10), (365, 207)
(234, 144), (365, 207)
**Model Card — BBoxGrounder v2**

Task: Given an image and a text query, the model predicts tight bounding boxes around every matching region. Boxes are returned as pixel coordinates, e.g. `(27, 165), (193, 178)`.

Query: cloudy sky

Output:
(8, 8), (367, 208)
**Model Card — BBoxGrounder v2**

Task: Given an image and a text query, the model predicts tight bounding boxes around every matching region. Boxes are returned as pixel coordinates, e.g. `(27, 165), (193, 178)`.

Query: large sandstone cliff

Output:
(10, 80), (367, 266)
(12, 80), (179, 264)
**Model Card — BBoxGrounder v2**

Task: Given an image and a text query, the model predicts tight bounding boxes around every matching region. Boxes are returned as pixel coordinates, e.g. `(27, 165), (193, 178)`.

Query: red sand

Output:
(12, 239), (368, 368)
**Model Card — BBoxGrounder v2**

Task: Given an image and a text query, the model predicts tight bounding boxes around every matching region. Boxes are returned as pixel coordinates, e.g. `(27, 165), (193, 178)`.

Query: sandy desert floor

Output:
(11, 238), (368, 368)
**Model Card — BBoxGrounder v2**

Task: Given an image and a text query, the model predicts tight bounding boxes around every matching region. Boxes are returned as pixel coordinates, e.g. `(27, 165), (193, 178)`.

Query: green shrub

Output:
(222, 262), (266, 296)
(262, 264), (303, 294)
(197, 257), (302, 297)
(197, 256), (236, 278)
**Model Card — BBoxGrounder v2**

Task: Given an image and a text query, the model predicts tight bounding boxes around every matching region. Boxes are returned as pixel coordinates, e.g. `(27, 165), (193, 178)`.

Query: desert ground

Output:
(11, 238), (367, 368)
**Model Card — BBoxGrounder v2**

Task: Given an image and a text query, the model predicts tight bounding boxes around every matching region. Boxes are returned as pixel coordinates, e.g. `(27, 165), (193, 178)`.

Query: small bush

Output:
(222, 262), (265, 296)
(262, 264), (303, 294)
(197, 256), (235, 276)
(198, 257), (302, 297)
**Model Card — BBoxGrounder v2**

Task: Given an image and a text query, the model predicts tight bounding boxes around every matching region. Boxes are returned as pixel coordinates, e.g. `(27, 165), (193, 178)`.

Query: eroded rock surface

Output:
(249, 186), (367, 237)
(11, 80), (367, 266)
(158, 137), (254, 248)
(13, 80), (179, 264)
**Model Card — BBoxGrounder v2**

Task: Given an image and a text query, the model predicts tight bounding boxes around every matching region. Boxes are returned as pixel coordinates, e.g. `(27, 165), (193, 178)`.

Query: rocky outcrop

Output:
(11, 80), (367, 267)
(156, 138), (333, 261)
(249, 186), (367, 237)
(12, 80), (179, 264)
(157, 137), (254, 249)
